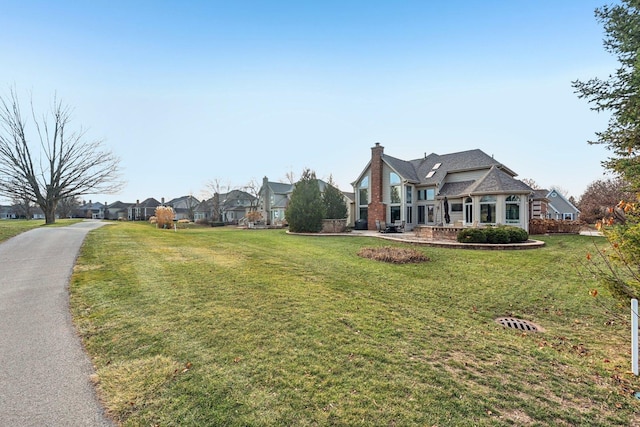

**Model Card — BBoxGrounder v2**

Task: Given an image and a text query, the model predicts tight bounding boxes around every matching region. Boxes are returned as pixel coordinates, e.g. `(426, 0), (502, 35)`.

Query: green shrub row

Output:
(457, 226), (528, 244)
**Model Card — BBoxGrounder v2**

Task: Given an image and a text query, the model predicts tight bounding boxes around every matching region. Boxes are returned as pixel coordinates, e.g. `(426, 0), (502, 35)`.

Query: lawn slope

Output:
(71, 223), (639, 426)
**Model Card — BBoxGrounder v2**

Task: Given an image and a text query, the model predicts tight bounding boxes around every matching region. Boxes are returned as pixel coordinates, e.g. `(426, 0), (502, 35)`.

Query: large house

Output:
(352, 143), (534, 231)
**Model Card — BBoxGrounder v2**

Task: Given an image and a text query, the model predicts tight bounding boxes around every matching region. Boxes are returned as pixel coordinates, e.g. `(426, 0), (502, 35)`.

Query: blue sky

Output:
(0, 1), (619, 203)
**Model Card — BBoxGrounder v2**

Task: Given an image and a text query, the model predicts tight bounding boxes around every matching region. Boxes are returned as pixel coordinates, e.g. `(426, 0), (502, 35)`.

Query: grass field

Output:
(0, 218), (82, 241)
(69, 222), (639, 426)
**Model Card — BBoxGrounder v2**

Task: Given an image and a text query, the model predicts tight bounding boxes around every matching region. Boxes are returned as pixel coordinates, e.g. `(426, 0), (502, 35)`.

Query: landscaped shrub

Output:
(154, 206), (175, 229)
(322, 176), (348, 219)
(506, 226), (529, 243)
(286, 169), (325, 233)
(457, 228), (487, 243)
(485, 227), (510, 244)
(457, 226), (529, 244)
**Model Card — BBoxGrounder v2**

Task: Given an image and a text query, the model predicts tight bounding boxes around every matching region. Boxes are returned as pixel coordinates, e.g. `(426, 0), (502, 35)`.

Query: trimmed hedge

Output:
(457, 226), (528, 244)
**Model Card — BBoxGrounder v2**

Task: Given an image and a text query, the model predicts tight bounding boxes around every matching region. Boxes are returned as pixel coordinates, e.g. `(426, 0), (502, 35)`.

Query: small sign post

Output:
(633, 298), (638, 376)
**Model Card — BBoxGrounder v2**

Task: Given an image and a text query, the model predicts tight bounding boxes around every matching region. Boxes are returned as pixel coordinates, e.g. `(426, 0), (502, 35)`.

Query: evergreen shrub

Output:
(457, 226), (528, 244)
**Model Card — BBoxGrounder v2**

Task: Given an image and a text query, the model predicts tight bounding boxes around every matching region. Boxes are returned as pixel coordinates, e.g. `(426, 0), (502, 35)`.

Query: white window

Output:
(505, 195), (520, 224)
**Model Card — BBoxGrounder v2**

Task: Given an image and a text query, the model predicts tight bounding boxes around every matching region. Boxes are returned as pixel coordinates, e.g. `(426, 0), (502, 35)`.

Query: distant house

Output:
(106, 201), (134, 220)
(545, 188), (580, 220)
(167, 195), (200, 221)
(219, 190), (256, 224)
(258, 176), (351, 226)
(342, 191), (356, 227)
(352, 143), (534, 231)
(32, 206), (45, 220)
(194, 198), (215, 222)
(259, 178), (294, 225)
(529, 189), (550, 220)
(128, 198), (161, 221)
(0, 205), (16, 219)
(194, 190), (256, 224)
(75, 201), (106, 219)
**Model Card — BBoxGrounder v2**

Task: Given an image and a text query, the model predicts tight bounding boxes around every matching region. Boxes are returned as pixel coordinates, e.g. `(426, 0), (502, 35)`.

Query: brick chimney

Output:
(368, 142), (386, 230)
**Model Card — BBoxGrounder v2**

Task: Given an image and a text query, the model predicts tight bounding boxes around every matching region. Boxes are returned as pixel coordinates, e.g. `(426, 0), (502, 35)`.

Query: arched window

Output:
(389, 172), (401, 221)
(505, 195), (520, 224)
(390, 173), (401, 204)
(464, 197), (473, 224)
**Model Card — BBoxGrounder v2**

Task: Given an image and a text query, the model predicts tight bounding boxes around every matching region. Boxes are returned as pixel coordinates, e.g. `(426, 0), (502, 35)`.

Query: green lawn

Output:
(71, 223), (640, 426)
(0, 218), (82, 241)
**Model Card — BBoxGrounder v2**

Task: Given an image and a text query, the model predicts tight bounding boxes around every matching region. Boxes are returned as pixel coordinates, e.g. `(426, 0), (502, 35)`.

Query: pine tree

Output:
(322, 175), (348, 219)
(573, 1), (640, 189)
(285, 169), (325, 232)
(575, 1), (640, 299)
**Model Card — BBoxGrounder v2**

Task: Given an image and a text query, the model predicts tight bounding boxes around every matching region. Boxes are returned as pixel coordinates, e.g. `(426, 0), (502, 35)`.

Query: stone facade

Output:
(414, 225), (462, 241)
(321, 219), (347, 233)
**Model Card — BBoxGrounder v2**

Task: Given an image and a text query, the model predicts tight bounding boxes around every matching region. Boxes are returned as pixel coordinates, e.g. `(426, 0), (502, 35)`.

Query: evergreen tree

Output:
(575, 1), (640, 299)
(322, 175), (348, 219)
(285, 169), (325, 232)
(573, 1), (640, 189)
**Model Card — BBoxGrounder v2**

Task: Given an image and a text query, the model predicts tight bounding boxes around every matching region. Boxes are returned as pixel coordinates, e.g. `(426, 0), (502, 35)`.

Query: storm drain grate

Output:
(495, 317), (543, 332)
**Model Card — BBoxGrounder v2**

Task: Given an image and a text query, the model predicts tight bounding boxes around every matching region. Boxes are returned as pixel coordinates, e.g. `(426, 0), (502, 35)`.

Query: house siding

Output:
(355, 144), (533, 232)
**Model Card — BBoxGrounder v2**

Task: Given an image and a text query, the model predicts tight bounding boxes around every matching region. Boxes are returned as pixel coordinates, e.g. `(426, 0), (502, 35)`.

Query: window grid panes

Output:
(505, 195), (520, 224)
(390, 206), (401, 222)
(480, 195), (496, 224)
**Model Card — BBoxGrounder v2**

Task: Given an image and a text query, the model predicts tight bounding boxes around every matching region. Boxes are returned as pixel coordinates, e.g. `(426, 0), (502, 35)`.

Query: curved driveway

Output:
(0, 221), (113, 426)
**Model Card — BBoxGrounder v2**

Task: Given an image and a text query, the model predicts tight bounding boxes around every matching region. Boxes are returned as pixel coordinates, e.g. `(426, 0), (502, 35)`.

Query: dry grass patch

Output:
(94, 355), (185, 422)
(357, 246), (430, 263)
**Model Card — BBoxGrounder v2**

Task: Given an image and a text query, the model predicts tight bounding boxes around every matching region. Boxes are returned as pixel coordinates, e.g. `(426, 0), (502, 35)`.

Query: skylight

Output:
(432, 162), (441, 170)
(425, 170), (436, 178)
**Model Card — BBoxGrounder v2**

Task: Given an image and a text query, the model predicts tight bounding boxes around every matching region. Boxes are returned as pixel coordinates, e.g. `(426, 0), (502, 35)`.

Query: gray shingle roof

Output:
(466, 166), (534, 194)
(438, 180), (476, 197)
(383, 149), (510, 185)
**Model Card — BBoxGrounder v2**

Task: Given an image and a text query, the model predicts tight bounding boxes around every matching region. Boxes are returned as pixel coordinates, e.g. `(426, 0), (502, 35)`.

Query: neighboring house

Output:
(529, 189), (550, 220)
(32, 206), (45, 220)
(167, 195), (200, 221)
(219, 190), (256, 224)
(352, 143), (534, 231)
(342, 191), (356, 227)
(545, 188), (580, 220)
(193, 190), (256, 223)
(106, 201), (134, 220)
(194, 198), (215, 222)
(259, 177), (294, 225)
(258, 176), (351, 225)
(0, 205), (16, 219)
(128, 198), (161, 221)
(75, 201), (106, 219)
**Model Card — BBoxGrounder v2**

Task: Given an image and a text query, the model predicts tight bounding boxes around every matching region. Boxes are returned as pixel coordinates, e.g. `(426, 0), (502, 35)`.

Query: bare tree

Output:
(11, 194), (34, 219)
(521, 178), (541, 190)
(282, 168), (297, 184)
(242, 177), (262, 211)
(578, 177), (632, 224)
(204, 178), (232, 222)
(0, 88), (123, 224)
(56, 195), (81, 219)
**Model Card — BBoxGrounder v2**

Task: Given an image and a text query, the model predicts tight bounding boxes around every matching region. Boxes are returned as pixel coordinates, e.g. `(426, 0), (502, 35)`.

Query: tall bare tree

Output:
(204, 178), (232, 222)
(0, 88), (122, 224)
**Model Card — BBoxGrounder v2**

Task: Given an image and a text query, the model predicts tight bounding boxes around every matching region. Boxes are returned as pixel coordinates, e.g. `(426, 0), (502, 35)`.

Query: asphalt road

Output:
(0, 221), (114, 426)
